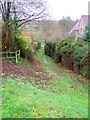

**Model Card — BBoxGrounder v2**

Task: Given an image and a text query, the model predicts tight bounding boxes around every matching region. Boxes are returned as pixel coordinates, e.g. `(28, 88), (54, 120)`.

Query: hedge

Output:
(15, 34), (34, 62)
(44, 38), (88, 78)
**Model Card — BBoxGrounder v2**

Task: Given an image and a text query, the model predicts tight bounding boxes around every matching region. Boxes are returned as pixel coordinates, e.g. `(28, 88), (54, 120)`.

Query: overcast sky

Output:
(47, 0), (90, 20)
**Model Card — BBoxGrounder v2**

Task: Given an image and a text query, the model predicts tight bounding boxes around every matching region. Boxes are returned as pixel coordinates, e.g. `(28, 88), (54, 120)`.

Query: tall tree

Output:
(0, 0), (48, 51)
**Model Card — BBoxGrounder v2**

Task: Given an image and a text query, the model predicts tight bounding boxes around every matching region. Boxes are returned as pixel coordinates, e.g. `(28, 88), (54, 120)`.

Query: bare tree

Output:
(0, 0), (48, 51)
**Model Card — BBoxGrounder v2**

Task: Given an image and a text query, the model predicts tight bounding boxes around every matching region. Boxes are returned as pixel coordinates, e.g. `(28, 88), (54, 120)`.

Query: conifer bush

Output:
(44, 38), (88, 78)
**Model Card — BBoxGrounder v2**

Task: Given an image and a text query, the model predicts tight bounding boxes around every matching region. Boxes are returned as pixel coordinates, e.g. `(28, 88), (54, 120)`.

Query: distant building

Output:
(69, 15), (90, 40)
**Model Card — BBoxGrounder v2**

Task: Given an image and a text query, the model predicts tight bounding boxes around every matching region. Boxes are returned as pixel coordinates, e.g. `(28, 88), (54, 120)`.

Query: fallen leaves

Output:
(2, 61), (52, 83)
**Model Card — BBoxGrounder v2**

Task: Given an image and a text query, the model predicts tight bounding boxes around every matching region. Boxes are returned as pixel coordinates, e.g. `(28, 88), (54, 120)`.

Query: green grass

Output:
(2, 45), (88, 118)
(2, 77), (88, 118)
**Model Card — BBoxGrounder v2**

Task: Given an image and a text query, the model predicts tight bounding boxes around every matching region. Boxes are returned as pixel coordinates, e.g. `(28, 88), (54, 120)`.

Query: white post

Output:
(15, 51), (18, 63)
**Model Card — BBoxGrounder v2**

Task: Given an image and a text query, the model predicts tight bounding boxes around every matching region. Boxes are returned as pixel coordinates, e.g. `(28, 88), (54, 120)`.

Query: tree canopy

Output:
(0, 0), (48, 28)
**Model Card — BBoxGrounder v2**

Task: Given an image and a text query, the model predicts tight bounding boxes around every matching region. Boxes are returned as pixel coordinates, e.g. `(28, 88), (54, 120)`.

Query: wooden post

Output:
(15, 51), (18, 63)
(18, 50), (20, 59)
(6, 52), (8, 59)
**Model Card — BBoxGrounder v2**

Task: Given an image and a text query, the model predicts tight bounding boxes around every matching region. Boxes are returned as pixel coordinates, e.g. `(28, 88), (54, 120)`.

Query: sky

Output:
(47, 0), (90, 20)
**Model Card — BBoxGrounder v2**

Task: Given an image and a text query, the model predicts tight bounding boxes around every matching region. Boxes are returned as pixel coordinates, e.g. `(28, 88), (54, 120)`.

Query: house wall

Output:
(69, 15), (88, 40)
(79, 18), (85, 34)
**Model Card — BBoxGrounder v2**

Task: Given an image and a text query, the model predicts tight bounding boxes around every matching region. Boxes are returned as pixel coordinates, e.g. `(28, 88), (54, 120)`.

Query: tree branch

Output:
(0, 1), (5, 19)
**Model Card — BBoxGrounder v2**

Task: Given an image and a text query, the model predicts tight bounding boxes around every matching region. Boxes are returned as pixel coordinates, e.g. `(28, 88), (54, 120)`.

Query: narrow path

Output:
(37, 45), (88, 90)
(38, 46), (62, 75)
(37, 46), (79, 78)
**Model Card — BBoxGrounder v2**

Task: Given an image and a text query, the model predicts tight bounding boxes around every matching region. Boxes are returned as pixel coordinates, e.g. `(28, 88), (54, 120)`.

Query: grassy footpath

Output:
(2, 45), (88, 118)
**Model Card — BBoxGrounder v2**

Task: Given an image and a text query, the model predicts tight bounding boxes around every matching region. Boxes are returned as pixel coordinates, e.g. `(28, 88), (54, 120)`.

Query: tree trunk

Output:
(2, 2), (15, 51)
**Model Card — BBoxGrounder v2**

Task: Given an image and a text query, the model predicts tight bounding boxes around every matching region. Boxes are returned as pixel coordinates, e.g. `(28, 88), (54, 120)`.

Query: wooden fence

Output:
(0, 50), (20, 63)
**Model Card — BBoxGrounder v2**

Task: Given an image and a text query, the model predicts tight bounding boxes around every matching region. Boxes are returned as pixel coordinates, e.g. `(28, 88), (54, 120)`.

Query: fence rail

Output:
(0, 50), (20, 63)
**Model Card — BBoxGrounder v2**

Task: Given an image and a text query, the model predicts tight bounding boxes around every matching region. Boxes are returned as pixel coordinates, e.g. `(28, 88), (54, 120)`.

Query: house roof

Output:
(72, 21), (79, 31)
(68, 21), (79, 34)
(69, 15), (90, 34)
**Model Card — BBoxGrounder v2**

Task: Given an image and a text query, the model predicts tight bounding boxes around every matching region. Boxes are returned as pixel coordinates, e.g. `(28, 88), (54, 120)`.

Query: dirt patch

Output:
(1, 60), (52, 82)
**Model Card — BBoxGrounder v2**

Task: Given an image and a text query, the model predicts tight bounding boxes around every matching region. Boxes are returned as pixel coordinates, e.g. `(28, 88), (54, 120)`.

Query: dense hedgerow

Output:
(44, 38), (88, 78)
(44, 42), (56, 59)
(15, 35), (34, 62)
